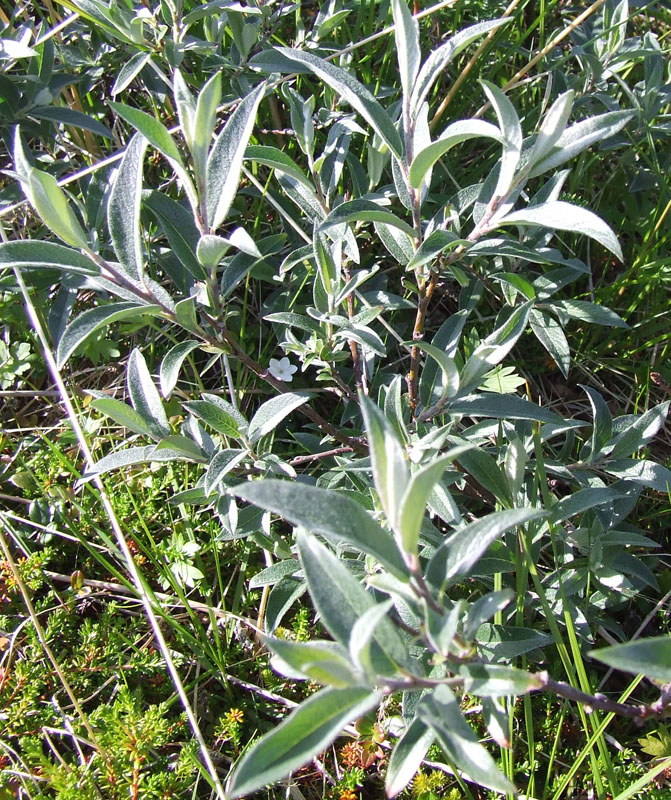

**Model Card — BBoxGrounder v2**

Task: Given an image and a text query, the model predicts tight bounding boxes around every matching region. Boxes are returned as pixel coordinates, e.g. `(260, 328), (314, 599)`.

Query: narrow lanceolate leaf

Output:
(112, 51), (152, 96)
(127, 348), (171, 438)
(247, 391), (313, 445)
(0, 241), (98, 275)
(448, 394), (563, 424)
(233, 480), (408, 580)
(458, 663), (543, 697)
(417, 684), (515, 794)
(227, 687), (382, 798)
(428, 508), (545, 586)
(553, 299), (628, 327)
(205, 449), (249, 495)
(296, 531), (408, 670)
(496, 201), (623, 261)
(590, 636), (671, 683)
(110, 101), (198, 214)
(265, 637), (355, 685)
(391, 0), (420, 116)
(82, 445), (156, 479)
(550, 485), (630, 524)
(411, 341), (460, 402)
(606, 401), (670, 460)
(397, 446), (473, 556)
(143, 190), (206, 280)
(603, 460), (671, 493)
(409, 119), (502, 189)
(481, 80), (522, 198)
(580, 384), (613, 458)
(529, 308), (570, 378)
(24, 169), (89, 249)
(206, 82), (265, 231)
(257, 47), (403, 158)
(184, 393), (248, 438)
(159, 341), (200, 399)
(245, 145), (313, 189)
(108, 133), (147, 281)
(56, 303), (162, 368)
(386, 718), (435, 798)
(410, 18), (512, 118)
(192, 71), (222, 179)
(528, 110), (634, 178)
(319, 199), (416, 239)
(360, 394), (410, 535)
(529, 90), (575, 167)
(110, 101), (183, 163)
(90, 397), (158, 439)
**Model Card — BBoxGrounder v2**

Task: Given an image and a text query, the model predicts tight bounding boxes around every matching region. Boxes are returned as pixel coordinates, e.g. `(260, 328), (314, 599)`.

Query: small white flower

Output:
(268, 356), (298, 382)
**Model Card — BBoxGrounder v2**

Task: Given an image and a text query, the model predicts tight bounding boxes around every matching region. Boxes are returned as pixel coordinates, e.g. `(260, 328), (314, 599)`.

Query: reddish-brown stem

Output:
(406, 271), (441, 412)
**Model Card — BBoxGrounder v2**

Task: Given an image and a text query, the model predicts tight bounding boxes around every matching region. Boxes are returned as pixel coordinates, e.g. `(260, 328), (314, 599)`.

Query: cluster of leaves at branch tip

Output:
(3, 0), (671, 797)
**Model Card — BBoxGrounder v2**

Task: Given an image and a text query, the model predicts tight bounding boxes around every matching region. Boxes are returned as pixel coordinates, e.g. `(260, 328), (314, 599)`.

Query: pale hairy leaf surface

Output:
(228, 687), (382, 798)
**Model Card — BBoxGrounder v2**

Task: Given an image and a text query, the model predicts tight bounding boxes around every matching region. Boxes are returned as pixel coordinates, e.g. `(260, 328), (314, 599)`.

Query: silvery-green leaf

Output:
(206, 82), (265, 230)
(410, 18), (512, 117)
(495, 201), (623, 261)
(480, 80), (522, 197)
(127, 348), (171, 438)
(447, 438), (512, 506)
(319, 198), (416, 239)
(360, 394), (410, 534)
(30, 106), (113, 139)
(391, 0), (420, 118)
(258, 47), (403, 158)
(528, 111), (634, 178)
(249, 559), (301, 588)
(409, 119), (502, 189)
(110, 101), (198, 213)
(603, 459), (671, 493)
(529, 90), (575, 167)
(233, 480), (408, 580)
(460, 302), (532, 388)
(184, 395), (246, 439)
(605, 401), (670, 459)
(108, 133), (147, 281)
(406, 230), (461, 272)
(81, 445), (156, 479)
(110, 101), (182, 163)
(417, 684), (514, 794)
(0, 240), (98, 276)
(529, 308), (570, 378)
(265, 637), (355, 685)
(385, 718), (435, 798)
(152, 434), (205, 462)
(590, 636), (671, 683)
(196, 234), (231, 269)
(550, 485), (631, 524)
(205, 449), (249, 494)
(463, 589), (514, 641)
(0, 37), (37, 58)
(296, 532), (406, 674)
(24, 168), (88, 249)
(143, 190), (206, 280)
(247, 391), (313, 444)
(112, 51), (152, 96)
(90, 397), (157, 439)
(159, 341), (200, 399)
(397, 446), (473, 556)
(173, 70), (196, 148)
(448, 394), (563, 424)
(553, 299), (628, 327)
(245, 144), (314, 189)
(458, 663), (543, 697)
(580, 384), (613, 459)
(428, 508), (546, 585)
(228, 686), (382, 798)
(349, 599), (396, 677)
(192, 71), (222, 181)
(56, 303), (162, 368)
